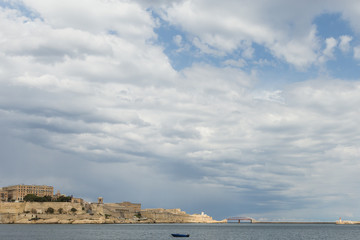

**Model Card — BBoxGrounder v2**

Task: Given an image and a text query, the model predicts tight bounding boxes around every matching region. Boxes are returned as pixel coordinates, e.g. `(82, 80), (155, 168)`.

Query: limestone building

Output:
(2, 184), (54, 202)
(0, 188), (8, 202)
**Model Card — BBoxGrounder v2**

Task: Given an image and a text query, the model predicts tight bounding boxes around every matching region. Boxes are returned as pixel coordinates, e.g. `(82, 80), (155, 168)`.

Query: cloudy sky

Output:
(1, 0), (360, 221)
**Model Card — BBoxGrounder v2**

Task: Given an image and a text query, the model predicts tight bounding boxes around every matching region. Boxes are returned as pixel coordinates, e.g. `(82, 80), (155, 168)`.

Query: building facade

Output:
(71, 197), (84, 204)
(2, 185), (54, 202)
(0, 188), (8, 202)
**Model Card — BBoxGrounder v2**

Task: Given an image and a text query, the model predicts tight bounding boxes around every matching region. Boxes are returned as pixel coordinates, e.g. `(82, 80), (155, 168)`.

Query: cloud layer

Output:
(0, 0), (360, 220)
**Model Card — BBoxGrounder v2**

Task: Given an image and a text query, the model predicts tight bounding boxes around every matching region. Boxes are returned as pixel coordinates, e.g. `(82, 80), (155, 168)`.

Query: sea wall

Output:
(0, 202), (223, 224)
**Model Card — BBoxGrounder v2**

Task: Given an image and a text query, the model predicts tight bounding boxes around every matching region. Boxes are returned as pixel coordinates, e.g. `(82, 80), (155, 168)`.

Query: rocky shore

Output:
(0, 202), (225, 224)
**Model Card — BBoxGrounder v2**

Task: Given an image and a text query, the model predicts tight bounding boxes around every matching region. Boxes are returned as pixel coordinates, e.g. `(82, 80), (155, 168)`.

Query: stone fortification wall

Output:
(0, 202), (25, 214)
(140, 208), (186, 223)
(89, 203), (104, 215)
(118, 202), (141, 212)
(103, 202), (141, 219)
(140, 208), (222, 223)
(24, 202), (84, 214)
(0, 202), (223, 224)
(0, 202), (85, 214)
(0, 202), (106, 224)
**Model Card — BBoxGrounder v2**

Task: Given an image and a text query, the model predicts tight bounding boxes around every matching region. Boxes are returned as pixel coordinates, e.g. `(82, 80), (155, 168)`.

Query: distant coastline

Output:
(0, 184), (351, 225)
(0, 184), (223, 224)
(0, 201), (226, 224)
(252, 221), (335, 224)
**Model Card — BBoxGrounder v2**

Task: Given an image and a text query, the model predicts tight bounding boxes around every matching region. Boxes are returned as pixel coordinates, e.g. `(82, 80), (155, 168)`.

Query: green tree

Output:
(24, 194), (53, 202)
(70, 208), (77, 213)
(42, 196), (52, 202)
(58, 208), (63, 214)
(45, 207), (54, 214)
(56, 195), (72, 202)
(23, 194), (38, 202)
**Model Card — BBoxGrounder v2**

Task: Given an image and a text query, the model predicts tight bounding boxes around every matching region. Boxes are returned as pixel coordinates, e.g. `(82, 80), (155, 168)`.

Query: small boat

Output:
(171, 233), (190, 237)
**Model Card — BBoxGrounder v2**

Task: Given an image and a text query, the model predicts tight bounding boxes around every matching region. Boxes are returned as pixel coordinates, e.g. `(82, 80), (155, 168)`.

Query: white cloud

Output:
(1, 0), (360, 220)
(173, 34), (183, 47)
(151, 0), (360, 70)
(0, 4), (177, 87)
(253, 58), (276, 67)
(354, 45), (360, 59)
(323, 37), (337, 58)
(242, 45), (255, 59)
(252, 90), (284, 103)
(223, 59), (247, 68)
(334, 0), (360, 33)
(318, 37), (338, 64)
(192, 37), (225, 56)
(271, 26), (319, 69)
(339, 35), (352, 53)
(156, 0), (325, 69)
(22, 0), (156, 41)
(10, 70), (358, 218)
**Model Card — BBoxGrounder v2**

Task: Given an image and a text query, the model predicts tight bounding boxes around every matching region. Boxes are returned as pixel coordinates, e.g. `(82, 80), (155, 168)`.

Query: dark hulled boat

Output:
(171, 233), (190, 237)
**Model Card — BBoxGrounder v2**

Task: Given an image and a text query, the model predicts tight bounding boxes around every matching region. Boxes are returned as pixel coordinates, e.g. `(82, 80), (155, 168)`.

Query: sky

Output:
(0, 0), (360, 221)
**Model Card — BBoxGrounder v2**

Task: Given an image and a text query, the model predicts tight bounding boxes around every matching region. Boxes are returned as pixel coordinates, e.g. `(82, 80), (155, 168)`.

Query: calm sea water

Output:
(1, 223), (360, 240)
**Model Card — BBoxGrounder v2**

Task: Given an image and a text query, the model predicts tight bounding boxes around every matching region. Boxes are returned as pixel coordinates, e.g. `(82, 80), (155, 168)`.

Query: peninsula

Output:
(0, 184), (225, 224)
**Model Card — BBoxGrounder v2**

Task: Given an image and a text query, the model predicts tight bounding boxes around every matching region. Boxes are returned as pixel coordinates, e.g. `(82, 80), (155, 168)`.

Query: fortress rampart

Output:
(0, 202), (224, 224)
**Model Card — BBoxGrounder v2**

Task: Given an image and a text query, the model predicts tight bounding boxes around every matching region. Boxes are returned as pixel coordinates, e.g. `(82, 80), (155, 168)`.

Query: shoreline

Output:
(0, 202), (225, 224)
(0, 222), (345, 225)
(252, 222), (335, 224)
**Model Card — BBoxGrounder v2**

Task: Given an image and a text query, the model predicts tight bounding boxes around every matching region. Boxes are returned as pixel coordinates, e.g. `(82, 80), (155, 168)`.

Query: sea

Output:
(1, 223), (360, 240)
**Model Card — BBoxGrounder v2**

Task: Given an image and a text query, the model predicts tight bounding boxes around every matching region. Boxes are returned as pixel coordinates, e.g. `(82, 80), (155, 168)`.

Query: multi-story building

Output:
(2, 185), (54, 202)
(0, 188), (8, 202)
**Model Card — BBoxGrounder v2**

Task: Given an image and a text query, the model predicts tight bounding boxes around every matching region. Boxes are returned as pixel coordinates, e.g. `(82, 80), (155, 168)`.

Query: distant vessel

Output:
(171, 233), (190, 237)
